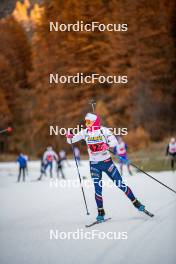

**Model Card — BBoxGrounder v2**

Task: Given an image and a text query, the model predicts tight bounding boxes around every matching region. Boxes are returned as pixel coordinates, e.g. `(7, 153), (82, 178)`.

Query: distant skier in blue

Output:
(17, 153), (27, 182)
(66, 113), (148, 222)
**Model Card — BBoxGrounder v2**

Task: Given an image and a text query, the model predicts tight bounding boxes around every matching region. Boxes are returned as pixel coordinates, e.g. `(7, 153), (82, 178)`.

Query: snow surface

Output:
(0, 160), (176, 264)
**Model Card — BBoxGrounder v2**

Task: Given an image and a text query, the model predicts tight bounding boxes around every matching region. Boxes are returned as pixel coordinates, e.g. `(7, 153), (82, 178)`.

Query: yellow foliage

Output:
(13, 1), (29, 23)
(30, 4), (44, 26)
(13, 0), (43, 28)
(24, 0), (31, 9)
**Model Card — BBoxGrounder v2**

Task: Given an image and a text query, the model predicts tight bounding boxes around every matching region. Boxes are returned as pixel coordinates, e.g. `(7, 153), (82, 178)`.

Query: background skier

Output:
(17, 153), (27, 182)
(113, 136), (133, 176)
(57, 152), (66, 179)
(166, 137), (176, 171)
(38, 146), (58, 180)
(74, 146), (81, 166)
(59, 149), (70, 167)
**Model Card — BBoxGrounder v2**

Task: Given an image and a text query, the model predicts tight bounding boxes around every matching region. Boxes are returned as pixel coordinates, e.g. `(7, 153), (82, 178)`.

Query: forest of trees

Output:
(0, 0), (176, 156)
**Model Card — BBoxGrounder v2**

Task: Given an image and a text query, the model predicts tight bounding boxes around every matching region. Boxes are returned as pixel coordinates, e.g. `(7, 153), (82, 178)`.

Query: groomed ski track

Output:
(0, 160), (176, 264)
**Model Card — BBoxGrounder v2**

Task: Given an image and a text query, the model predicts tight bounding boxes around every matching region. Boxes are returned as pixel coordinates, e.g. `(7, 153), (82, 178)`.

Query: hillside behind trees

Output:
(0, 0), (175, 155)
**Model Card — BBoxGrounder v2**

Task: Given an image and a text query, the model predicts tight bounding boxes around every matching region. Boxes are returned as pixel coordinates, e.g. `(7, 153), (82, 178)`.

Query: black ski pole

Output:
(70, 140), (90, 215)
(113, 153), (176, 195)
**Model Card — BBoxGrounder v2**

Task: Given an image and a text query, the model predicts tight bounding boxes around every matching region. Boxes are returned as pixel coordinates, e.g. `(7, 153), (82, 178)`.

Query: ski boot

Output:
(96, 208), (105, 222)
(133, 199), (145, 212)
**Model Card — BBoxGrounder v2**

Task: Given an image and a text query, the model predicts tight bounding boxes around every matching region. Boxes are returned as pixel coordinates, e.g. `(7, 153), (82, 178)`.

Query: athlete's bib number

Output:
(88, 142), (104, 153)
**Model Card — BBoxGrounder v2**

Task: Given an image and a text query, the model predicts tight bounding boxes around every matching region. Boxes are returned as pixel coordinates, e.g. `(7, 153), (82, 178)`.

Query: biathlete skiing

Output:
(66, 113), (152, 222)
(113, 136), (133, 176)
(38, 146), (58, 180)
(57, 153), (66, 179)
(166, 137), (176, 171)
(74, 146), (81, 166)
(17, 153), (28, 182)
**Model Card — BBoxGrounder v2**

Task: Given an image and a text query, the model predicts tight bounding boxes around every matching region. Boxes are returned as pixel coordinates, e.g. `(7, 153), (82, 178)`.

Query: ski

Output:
(85, 217), (111, 228)
(143, 209), (154, 217)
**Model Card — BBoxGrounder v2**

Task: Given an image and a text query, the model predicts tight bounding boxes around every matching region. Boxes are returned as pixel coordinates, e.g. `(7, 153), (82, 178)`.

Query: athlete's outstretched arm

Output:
(66, 130), (85, 144)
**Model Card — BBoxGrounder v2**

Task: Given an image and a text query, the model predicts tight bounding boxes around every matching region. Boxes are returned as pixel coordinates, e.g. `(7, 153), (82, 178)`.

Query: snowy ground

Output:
(0, 160), (176, 264)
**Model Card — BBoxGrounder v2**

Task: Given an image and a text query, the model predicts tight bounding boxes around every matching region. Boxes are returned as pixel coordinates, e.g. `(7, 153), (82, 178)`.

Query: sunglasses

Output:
(85, 120), (94, 126)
